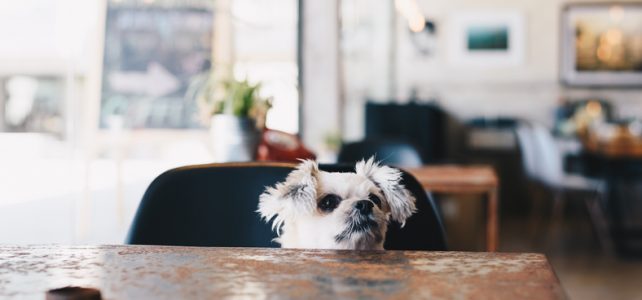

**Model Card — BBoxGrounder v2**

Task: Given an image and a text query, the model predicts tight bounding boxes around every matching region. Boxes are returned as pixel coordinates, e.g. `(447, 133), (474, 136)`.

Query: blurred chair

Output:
(338, 139), (424, 168)
(515, 122), (613, 253)
(127, 162), (447, 251)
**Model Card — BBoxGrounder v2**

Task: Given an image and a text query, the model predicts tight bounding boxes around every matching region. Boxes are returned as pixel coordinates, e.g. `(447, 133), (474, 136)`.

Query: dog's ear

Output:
(257, 160), (319, 234)
(355, 157), (416, 226)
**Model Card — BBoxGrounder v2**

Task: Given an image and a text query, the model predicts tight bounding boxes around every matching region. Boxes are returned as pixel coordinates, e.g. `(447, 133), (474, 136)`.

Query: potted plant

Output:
(194, 76), (271, 162)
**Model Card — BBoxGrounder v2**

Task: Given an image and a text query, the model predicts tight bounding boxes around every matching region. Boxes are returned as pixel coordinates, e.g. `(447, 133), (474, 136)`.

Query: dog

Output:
(257, 157), (416, 250)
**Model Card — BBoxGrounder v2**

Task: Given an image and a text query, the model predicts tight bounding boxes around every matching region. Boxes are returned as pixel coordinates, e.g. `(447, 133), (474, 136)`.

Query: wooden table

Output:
(0, 245), (565, 299)
(407, 165), (500, 252)
(583, 138), (642, 158)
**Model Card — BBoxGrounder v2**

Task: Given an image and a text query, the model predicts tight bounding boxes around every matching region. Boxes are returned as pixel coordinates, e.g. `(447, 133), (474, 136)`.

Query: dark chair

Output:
(126, 162), (294, 247)
(338, 139), (424, 168)
(127, 162), (447, 251)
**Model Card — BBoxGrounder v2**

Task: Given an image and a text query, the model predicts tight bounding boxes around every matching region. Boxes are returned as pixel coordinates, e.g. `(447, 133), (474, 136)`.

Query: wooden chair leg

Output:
(486, 188), (499, 252)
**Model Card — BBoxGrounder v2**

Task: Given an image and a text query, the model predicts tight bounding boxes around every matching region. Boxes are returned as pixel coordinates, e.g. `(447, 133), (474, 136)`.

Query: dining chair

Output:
(515, 122), (613, 253)
(126, 162), (293, 247)
(338, 139), (424, 168)
(127, 162), (447, 251)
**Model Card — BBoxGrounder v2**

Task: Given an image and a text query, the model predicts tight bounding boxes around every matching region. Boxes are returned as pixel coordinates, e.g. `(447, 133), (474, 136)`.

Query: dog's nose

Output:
(355, 200), (373, 214)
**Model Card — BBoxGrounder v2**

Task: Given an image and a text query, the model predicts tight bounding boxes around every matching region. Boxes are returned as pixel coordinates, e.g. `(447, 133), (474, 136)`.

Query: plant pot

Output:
(210, 115), (260, 162)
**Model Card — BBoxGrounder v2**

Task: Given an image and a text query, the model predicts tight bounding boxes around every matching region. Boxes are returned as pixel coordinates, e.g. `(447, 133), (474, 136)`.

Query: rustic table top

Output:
(406, 165), (499, 193)
(0, 245), (565, 300)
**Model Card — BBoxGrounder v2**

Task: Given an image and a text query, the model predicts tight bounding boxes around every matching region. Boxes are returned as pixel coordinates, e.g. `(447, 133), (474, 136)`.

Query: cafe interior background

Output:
(1, 0), (641, 298)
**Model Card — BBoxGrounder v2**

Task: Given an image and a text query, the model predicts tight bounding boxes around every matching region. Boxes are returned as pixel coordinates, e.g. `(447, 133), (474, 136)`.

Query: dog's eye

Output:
(318, 194), (341, 212)
(368, 193), (382, 208)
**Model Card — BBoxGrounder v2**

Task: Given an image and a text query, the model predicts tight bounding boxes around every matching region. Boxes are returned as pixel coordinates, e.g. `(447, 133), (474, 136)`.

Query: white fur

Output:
(257, 157), (416, 250)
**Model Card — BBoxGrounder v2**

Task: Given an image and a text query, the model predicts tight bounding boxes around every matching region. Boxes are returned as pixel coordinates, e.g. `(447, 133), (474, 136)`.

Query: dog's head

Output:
(257, 157), (416, 250)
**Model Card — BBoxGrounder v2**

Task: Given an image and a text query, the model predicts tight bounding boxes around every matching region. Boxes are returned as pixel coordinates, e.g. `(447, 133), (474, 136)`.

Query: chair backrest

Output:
(530, 122), (564, 184)
(127, 162), (447, 251)
(338, 139), (424, 168)
(127, 162), (294, 247)
(515, 124), (539, 180)
(515, 121), (563, 185)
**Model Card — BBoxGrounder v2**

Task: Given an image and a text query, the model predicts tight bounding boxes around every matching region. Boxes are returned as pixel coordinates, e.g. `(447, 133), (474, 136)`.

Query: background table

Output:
(0, 245), (565, 299)
(406, 165), (500, 252)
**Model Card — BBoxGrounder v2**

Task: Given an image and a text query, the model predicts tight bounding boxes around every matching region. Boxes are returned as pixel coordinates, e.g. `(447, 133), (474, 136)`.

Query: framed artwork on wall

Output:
(561, 3), (642, 87)
(447, 11), (525, 67)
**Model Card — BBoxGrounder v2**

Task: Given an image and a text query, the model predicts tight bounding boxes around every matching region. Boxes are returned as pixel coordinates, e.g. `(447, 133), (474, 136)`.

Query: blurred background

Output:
(0, 0), (298, 244)
(1, 0), (641, 298)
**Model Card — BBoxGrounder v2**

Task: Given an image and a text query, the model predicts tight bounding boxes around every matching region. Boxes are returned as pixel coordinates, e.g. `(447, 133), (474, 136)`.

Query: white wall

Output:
(338, 0), (642, 143)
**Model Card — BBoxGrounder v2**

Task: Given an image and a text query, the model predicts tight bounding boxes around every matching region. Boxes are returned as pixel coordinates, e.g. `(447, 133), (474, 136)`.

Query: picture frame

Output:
(560, 3), (642, 87)
(448, 11), (525, 67)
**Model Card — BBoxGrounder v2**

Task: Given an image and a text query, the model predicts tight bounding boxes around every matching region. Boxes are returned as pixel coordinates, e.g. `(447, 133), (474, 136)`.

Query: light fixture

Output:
(395, 0), (436, 55)
(395, 0), (426, 32)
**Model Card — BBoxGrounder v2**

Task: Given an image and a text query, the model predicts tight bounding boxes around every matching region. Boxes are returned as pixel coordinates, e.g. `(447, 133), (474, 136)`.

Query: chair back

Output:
(530, 122), (564, 184)
(515, 122), (564, 186)
(338, 139), (424, 168)
(515, 124), (539, 180)
(127, 162), (294, 247)
(127, 162), (447, 251)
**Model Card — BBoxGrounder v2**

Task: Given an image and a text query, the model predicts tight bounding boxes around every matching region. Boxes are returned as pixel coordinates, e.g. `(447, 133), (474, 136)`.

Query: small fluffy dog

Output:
(257, 158), (416, 250)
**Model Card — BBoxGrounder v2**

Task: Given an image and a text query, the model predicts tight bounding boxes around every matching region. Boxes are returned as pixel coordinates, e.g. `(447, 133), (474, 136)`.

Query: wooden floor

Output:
(499, 216), (642, 300)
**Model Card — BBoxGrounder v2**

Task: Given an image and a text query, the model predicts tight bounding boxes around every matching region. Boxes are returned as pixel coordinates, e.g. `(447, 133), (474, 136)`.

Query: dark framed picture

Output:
(561, 3), (642, 87)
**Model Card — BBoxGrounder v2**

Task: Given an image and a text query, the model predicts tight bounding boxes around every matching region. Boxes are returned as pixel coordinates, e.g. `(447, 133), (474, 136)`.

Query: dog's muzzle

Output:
(335, 200), (381, 243)
(354, 200), (373, 215)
